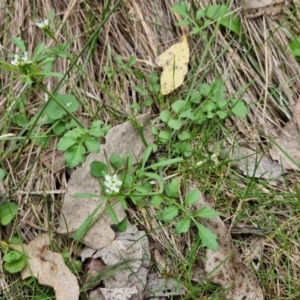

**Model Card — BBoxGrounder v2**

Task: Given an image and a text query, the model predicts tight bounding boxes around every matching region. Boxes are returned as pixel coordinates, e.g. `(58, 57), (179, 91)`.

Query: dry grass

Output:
(1, 0), (300, 299)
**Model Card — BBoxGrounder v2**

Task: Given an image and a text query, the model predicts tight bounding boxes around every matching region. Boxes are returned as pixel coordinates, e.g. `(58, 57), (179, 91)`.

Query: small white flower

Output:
(21, 52), (32, 64)
(11, 54), (20, 66)
(10, 52), (32, 67)
(36, 19), (49, 29)
(104, 174), (122, 194)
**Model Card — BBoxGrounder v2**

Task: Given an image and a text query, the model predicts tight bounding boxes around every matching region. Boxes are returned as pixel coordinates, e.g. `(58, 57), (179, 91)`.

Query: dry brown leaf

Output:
(220, 145), (285, 179)
(13, 234), (79, 300)
(145, 273), (184, 298)
(189, 183), (263, 300)
(269, 121), (300, 170)
(242, 0), (286, 18)
(82, 228), (150, 300)
(89, 287), (138, 300)
(58, 113), (154, 249)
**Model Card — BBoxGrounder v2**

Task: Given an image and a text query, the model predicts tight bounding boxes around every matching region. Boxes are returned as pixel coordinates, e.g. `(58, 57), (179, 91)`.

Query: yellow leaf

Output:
(156, 36), (189, 95)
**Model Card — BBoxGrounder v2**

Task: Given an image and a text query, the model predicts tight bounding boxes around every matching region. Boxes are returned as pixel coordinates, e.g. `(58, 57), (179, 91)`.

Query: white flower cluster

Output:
(11, 52), (32, 67)
(36, 19), (49, 29)
(104, 174), (122, 194)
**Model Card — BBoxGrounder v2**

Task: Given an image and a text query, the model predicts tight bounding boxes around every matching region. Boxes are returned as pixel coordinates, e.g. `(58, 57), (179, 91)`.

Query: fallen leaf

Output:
(188, 182), (264, 300)
(13, 234), (79, 300)
(145, 273), (184, 298)
(242, 0), (286, 18)
(269, 121), (300, 170)
(58, 113), (154, 249)
(156, 35), (189, 95)
(89, 287), (138, 300)
(220, 145), (285, 179)
(82, 228), (150, 300)
(242, 237), (265, 271)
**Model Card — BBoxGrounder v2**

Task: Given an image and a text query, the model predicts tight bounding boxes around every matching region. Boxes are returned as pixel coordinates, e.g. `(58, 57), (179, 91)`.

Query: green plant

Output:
(153, 78), (247, 157)
(0, 202), (18, 225)
(56, 120), (111, 168)
(74, 145), (220, 251)
(0, 168), (6, 181)
(3, 249), (27, 273)
(172, 1), (242, 35)
(62, 252), (83, 274)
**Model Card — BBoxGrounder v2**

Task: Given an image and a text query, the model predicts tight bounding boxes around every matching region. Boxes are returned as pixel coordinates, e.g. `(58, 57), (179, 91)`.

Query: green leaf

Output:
(45, 94), (79, 120)
(199, 83), (211, 96)
(133, 84), (148, 96)
(185, 189), (200, 206)
(73, 193), (103, 198)
(121, 173), (134, 188)
(129, 56), (137, 66)
(175, 218), (191, 234)
(158, 130), (170, 143)
(194, 206), (220, 218)
(176, 142), (193, 157)
(90, 161), (109, 178)
(0, 202), (18, 225)
(160, 110), (170, 122)
(109, 153), (124, 170)
(165, 178), (179, 197)
(172, 100), (186, 114)
(178, 131), (191, 141)
(150, 195), (163, 208)
(196, 221), (218, 251)
(204, 5), (241, 35)
(196, 9), (205, 20)
(65, 144), (86, 168)
(10, 236), (22, 245)
(148, 72), (159, 84)
(177, 20), (191, 27)
(52, 121), (66, 135)
(141, 145), (153, 170)
(216, 111), (227, 119)
(158, 205), (179, 222)
(116, 217), (128, 232)
(84, 137), (100, 153)
(12, 113), (29, 127)
(107, 204), (120, 225)
(289, 37), (300, 56)
(3, 250), (21, 262)
(231, 100), (248, 118)
(0, 168), (6, 180)
(172, 2), (190, 18)
(57, 136), (78, 151)
(147, 157), (183, 170)
(36, 72), (64, 78)
(4, 256), (26, 273)
(167, 118), (182, 130)
(33, 42), (45, 58)
(12, 37), (26, 52)
(89, 122), (111, 138)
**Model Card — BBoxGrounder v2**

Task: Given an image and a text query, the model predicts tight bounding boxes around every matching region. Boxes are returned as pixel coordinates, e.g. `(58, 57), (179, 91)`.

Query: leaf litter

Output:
(81, 227), (150, 300)
(13, 234), (79, 300)
(215, 143), (285, 179)
(269, 97), (300, 170)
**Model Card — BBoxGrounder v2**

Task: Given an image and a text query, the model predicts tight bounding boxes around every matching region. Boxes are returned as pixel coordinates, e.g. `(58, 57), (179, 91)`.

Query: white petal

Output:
(104, 174), (112, 182)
